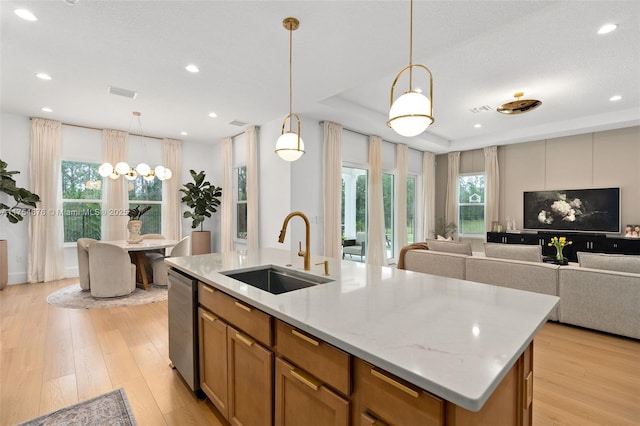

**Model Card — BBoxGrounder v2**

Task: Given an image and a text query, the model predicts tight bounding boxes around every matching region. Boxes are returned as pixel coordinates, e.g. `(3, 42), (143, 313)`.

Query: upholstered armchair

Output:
(88, 242), (136, 298)
(343, 231), (366, 261)
(76, 238), (98, 290)
(143, 234), (167, 260)
(152, 236), (191, 286)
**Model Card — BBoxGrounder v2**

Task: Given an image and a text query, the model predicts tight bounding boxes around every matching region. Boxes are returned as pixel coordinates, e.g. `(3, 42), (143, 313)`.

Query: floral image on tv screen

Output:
(523, 188), (620, 233)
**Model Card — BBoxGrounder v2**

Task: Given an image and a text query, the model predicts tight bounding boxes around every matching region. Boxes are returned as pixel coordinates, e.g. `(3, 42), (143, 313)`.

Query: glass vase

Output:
(556, 247), (564, 263)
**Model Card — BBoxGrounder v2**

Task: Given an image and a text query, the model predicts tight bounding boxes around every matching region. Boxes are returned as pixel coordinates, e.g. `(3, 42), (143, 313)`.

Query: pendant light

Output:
(275, 17), (305, 162)
(98, 112), (172, 181)
(388, 0), (434, 137)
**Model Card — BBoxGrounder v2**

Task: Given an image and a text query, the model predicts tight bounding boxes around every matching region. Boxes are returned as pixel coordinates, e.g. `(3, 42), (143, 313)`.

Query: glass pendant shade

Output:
(98, 162), (114, 177)
(388, 91), (433, 137)
(154, 165), (166, 180)
(135, 162), (151, 176)
(115, 161), (130, 175)
(162, 168), (172, 180)
(276, 132), (305, 162)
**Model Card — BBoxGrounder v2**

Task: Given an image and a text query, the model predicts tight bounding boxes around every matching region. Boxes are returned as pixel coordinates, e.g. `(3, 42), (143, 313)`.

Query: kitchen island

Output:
(166, 248), (558, 425)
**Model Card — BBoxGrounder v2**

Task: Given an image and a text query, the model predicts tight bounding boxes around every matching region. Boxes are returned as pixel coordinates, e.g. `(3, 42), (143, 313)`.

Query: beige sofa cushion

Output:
(577, 252), (640, 274)
(484, 243), (542, 263)
(403, 250), (467, 280)
(426, 239), (472, 256)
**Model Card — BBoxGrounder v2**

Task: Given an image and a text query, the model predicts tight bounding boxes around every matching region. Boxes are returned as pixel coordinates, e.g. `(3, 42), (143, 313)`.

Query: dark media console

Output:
(487, 232), (640, 262)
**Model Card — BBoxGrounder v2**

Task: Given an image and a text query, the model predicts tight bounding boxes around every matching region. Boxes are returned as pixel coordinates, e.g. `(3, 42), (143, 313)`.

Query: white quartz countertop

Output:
(166, 248), (558, 412)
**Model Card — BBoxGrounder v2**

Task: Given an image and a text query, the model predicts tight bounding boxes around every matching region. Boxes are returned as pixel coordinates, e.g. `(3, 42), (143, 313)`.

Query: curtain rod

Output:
(319, 120), (423, 152)
(60, 121), (164, 141)
(229, 125), (260, 140)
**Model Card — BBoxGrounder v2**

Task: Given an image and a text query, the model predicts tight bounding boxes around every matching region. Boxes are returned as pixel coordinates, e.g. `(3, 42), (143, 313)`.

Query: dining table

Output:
(102, 239), (179, 290)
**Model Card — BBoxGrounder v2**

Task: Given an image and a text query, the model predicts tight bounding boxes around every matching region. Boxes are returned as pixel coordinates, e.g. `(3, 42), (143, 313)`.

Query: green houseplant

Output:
(180, 170), (222, 254)
(0, 159), (41, 290)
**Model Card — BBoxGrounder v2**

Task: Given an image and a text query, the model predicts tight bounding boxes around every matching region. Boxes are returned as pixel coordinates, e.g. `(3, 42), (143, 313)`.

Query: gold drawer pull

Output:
(524, 370), (533, 409)
(290, 368), (321, 391)
(202, 285), (214, 293)
(291, 329), (319, 346)
(202, 312), (216, 322)
(370, 369), (419, 398)
(234, 301), (252, 312)
(236, 332), (254, 347)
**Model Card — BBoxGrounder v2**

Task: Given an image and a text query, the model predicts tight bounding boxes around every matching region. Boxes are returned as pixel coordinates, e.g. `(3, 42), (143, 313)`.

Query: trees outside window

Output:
(235, 166), (247, 239)
(128, 176), (162, 235)
(61, 161), (103, 242)
(458, 174), (485, 236)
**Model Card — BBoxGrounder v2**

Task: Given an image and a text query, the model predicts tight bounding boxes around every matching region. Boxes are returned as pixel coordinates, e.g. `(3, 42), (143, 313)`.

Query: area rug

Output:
(47, 283), (167, 309)
(17, 388), (136, 425)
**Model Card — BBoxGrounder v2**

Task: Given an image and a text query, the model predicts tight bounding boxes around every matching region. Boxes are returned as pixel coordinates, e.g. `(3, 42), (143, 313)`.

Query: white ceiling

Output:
(1, 1), (639, 154)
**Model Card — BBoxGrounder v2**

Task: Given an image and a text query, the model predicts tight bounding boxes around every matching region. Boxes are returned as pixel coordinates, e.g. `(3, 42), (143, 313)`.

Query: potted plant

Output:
(0, 159), (41, 289)
(180, 169), (222, 254)
(126, 205), (152, 243)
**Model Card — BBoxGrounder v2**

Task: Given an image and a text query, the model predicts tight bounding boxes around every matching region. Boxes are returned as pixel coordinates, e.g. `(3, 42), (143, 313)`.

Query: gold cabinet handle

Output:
(202, 285), (214, 293)
(291, 329), (319, 346)
(234, 301), (252, 312)
(524, 370), (533, 409)
(202, 311), (216, 322)
(235, 332), (254, 347)
(290, 368), (322, 391)
(370, 368), (419, 398)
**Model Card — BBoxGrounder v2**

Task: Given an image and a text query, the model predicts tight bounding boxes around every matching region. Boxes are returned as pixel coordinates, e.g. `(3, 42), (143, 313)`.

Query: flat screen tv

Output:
(523, 187), (620, 233)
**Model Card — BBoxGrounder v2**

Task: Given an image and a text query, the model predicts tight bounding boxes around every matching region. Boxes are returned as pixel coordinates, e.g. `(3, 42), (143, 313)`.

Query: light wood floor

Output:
(1, 278), (639, 426)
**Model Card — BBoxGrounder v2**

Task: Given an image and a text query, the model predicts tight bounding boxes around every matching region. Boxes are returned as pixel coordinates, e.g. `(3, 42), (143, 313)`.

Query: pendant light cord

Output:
(409, 0), (414, 90)
(289, 25), (293, 131)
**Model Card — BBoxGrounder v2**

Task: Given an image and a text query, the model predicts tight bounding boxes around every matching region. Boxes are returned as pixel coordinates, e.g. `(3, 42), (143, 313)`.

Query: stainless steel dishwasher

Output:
(168, 268), (199, 392)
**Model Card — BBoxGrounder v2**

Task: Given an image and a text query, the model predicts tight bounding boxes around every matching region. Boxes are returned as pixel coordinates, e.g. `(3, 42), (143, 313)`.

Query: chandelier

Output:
(275, 17), (305, 162)
(98, 112), (172, 181)
(387, 0), (434, 137)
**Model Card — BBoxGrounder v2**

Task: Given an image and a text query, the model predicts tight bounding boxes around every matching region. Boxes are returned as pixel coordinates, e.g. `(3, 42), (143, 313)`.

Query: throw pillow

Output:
(436, 235), (453, 241)
(427, 239), (472, 255)
(484, 243), (542, 263)
(577, 252), (640, 274)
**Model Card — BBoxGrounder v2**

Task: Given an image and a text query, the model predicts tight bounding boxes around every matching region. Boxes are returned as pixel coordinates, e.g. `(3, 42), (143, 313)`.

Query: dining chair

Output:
(88, 242), (136, 297)
(143, 234), (168, 260)
(76, 238), (98, 290)
(152, 236), (191, 286)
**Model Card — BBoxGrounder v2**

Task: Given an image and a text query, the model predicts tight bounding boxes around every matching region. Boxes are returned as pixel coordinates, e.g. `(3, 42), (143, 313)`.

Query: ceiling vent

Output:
(497, 92), (541, 115)
(229, 120), (248, 126)
(469, 105), (492, 114)
(108, 86), (138, 99)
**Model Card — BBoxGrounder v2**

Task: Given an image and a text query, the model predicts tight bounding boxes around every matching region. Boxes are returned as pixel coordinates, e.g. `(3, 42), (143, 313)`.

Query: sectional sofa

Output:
(401, 240), (640, 339)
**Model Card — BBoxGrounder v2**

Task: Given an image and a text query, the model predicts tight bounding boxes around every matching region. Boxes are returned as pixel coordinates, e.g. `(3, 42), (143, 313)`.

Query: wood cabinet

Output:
(275, 357), (349, 426)
(198, 282), (274, 425)
(353, 358), (444, 426)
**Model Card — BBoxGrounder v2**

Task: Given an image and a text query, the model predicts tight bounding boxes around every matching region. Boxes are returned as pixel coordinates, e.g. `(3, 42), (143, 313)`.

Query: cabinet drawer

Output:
(198, 282), (272, 347)
(354, 358), (443, 426)
(275, 357), (350, 426)
(276, 320), (351, 395)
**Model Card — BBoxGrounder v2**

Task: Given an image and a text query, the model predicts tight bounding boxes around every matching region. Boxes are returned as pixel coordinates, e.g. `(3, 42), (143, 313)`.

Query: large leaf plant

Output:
(0, 159), (40, 224)
(180, 169), (222, 231)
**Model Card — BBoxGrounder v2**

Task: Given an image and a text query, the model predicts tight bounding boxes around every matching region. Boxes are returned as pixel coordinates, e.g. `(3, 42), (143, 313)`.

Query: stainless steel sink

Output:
(220, 265), (333, 295)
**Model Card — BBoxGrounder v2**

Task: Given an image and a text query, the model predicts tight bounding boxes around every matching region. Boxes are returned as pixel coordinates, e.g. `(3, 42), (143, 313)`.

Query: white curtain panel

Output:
(28, 118), (64, 283)
(246, 126), (259, 249)
(102, 129), (129, 240)
(395, 144), (408, 252)
(445, 151), (460, 227)
(367, 136), (387, 266)
(422, 151), (436, 240)
(322, 121), (343, 258)
(484, 145), (500, 232)
(220, 137), (233, 253)
(162, 138), (182, 240)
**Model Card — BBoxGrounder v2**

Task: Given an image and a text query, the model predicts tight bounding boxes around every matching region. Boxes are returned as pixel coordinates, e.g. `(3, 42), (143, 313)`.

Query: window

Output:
(407, 176), (416, 244)
(341, 166), (367, 262)
(61, 161), (103, 242)
(235, 166), (247, 240)
(128, 177), (162, 235)
(458, 174), (485, 236)
(382, 173), (394, 258)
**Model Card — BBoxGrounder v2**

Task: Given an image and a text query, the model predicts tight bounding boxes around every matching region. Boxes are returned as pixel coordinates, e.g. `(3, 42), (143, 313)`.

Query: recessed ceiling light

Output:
(208, 112), (217, 118)
(14, 9), (38, 21)
(609, 95), (622, 102)
(35, 73), (52, 80)
(474, 123), (482, 128)
(41, 107), (53, 112)
(185, 64), (199, 73)
(180, 131), (188, 136)
(598, 24), (617, 35)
